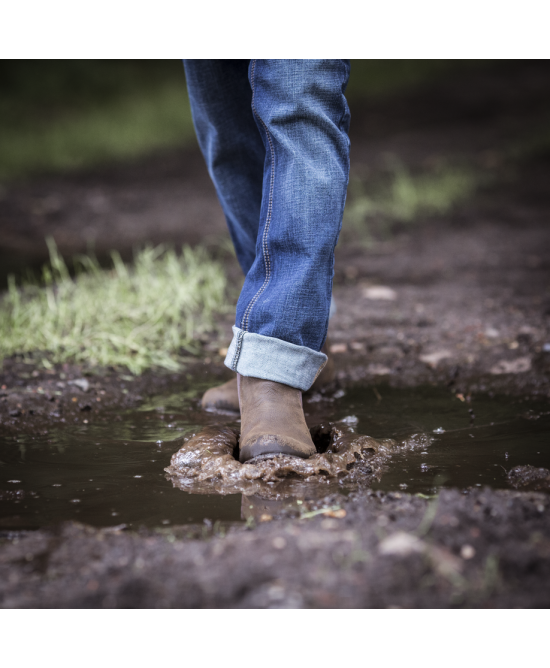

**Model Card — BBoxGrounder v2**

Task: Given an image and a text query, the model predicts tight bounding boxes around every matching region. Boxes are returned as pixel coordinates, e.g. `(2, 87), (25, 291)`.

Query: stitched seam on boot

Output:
(241, 59), (275, 332)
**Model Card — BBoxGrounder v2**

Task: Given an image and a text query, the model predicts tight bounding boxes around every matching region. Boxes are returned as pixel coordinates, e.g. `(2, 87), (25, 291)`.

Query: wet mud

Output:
(2, 487), (550, 608)
(166, 422), (430, 497)
(2, 381), (549, 533)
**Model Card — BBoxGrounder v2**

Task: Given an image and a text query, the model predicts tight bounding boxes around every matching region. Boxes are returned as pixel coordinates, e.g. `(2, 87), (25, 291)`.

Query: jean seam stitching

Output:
(231, 329), (245, 370)
(241, 59), (275, 332)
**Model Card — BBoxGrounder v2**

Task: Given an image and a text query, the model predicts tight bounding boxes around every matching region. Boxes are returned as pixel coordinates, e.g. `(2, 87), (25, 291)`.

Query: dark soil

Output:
(1, 61), (550, 607)
(2, 488), (550, 608)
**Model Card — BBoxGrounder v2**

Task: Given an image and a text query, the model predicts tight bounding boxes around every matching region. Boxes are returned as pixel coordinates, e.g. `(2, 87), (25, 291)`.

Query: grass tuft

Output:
(0, 241), (228, 374)
(343, 163), (478, 241)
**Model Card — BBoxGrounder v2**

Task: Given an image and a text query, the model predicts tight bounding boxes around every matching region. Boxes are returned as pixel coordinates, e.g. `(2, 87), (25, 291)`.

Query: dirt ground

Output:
(2, 488), (550, 608)
(1, 61), (550, 607)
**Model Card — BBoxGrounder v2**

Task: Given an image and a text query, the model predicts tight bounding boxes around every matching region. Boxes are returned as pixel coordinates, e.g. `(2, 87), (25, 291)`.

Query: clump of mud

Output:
(507, 465), (550, 491)
(165, 421), (431, 497)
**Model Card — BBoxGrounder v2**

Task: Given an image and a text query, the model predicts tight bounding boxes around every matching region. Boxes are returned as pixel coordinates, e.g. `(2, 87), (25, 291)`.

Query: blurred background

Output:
(3, 59), (550, 288)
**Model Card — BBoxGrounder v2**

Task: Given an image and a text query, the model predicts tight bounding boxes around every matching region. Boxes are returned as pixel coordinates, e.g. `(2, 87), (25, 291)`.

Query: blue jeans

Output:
(184, 59), (351, 391)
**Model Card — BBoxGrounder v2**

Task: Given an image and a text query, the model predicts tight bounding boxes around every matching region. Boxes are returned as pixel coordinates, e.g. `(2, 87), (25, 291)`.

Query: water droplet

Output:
(70, 499), (81, 503)
(7, 480), (21, 484)
(341, 415), (358, 425)
(433, 427), (445, 434)
(134, 475), (142, 478)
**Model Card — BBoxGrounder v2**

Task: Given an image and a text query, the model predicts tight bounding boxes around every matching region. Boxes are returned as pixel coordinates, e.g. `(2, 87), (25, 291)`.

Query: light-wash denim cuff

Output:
(224, 326), (327, 391)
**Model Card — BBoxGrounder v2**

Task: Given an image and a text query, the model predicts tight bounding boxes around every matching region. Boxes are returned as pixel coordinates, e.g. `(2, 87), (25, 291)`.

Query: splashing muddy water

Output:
(165, 421), (431, 497)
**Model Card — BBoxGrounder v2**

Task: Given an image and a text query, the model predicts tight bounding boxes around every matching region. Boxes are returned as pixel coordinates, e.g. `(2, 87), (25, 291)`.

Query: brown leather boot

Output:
(201, 377), (240, 413)
(238, 374), (317, 463)
(201, 339), (334, 413)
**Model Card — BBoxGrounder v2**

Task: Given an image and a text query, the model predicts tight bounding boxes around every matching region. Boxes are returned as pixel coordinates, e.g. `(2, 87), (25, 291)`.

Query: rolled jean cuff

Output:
(224, 326), (327, 391)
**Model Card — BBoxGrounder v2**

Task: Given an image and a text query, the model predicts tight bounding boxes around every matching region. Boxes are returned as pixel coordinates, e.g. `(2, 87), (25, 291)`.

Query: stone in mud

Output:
(68, 378), (90, 393)
(363, 286), (397, 301)
(379, 531), (425, 556)
(490, 357), (532, 374)
(507, 465), (550, 491)
(419, 350), (453, 368)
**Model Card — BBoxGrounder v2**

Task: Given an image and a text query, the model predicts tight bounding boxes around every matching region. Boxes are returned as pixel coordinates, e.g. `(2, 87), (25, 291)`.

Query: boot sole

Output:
(240, 440), (315, 464)
(244, 452), (297, 464)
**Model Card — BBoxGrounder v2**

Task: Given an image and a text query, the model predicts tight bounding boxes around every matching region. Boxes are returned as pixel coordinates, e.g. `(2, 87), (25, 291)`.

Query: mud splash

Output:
(165, 421), (431, 497)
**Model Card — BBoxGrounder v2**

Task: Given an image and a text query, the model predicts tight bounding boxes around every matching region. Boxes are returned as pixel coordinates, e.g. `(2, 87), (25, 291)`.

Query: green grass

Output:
(0, 241), (228, 374)
(0, 82), (196, 180)
(0, 60), (496, 181)
(343, 163), (478, 241)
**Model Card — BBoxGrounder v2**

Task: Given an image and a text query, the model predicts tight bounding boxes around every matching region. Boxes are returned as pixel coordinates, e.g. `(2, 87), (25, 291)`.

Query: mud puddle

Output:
(0, 382), (548, 531)
(0, 386), (243, 530)
(347, 386), (550, 495)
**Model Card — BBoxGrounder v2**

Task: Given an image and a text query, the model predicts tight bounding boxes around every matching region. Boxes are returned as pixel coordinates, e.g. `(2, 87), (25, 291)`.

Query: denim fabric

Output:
(184, 59), (350, 389)
(225, 326), (327, 391)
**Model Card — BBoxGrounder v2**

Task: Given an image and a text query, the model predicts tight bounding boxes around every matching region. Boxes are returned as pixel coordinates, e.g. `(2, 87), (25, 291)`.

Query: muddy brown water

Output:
(1, 382), (549, 531)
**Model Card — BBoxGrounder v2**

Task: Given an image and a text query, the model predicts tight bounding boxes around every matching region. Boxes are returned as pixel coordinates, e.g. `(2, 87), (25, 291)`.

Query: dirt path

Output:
(331, 184), (550, 398)
(1, 62), (550, 608)
(2, 488), (550, 608)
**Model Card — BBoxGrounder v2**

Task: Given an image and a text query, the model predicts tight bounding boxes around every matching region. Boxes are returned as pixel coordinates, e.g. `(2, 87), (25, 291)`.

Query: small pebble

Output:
(461, 545), (476, 560)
